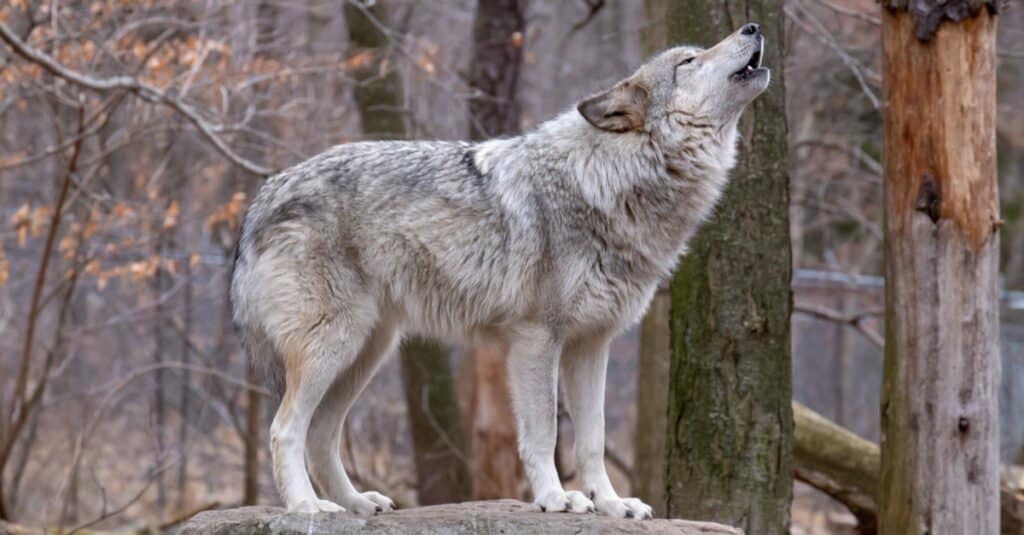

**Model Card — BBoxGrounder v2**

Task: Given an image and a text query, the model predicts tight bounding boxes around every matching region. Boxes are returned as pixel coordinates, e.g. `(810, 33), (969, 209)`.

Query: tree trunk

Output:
(177, 153), (193, 511)
(633, 2), (670, 515)
(243, 363), (261, 505)
(879, 3), (1001, 534)
(461, 346), (522, 499)
(343, 1), (405, 140)
(460, 0), (526, 501)
(664, 2), (793, 533)
(152, 222), (169, 521)
(633, 288), (670, 517)
(467, 0), (524, 140)
(400, 339), (472, 504)
(344, 1), (471, 505)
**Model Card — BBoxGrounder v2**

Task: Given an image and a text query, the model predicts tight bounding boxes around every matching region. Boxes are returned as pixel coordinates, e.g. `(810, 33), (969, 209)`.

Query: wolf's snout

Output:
(740, 23), (760, 36)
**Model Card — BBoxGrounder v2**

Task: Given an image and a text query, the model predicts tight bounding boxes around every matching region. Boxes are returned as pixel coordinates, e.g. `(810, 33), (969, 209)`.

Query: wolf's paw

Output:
(535, 490), (595, 514)
(341, 491), (396, 515)
(362, 491), (397, 512)
(593, 496), (653, 519)
(289, 498), (345, 514)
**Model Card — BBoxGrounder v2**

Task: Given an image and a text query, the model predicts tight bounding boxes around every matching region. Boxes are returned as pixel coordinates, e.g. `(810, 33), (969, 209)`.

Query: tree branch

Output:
(785, 1), (880, 110)
(794, 303), (884, 347)
(0, 20), (275, 177)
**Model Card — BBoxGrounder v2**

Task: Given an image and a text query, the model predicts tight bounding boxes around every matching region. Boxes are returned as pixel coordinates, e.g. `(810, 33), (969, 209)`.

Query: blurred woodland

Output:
(0, 1), (1022, 533)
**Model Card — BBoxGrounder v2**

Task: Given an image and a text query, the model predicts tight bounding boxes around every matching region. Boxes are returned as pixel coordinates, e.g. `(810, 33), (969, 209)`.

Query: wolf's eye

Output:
(678, 57), (695, 66)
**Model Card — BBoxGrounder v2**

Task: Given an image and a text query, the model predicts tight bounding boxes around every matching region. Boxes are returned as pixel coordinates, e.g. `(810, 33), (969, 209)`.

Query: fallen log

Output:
(793, 401), (1024, 535)
(792, 401), (879, 534)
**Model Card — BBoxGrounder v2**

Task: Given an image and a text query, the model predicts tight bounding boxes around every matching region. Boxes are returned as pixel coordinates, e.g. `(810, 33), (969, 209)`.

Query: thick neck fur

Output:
(474, 110), (739, 282)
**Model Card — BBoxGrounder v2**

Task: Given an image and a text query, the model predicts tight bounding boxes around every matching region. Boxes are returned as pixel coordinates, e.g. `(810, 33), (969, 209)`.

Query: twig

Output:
(0, 20), (275, 176)
(53, 361), (272, 525)
(817, 0), (881, 26)
(1, 106), (85, 500)
(794, 303), (884, 347)
(569, 0), (606, 34)
(793, 139), (882, 177)
(61, 462), (177, 534)
(556, 0), (607, 58)
(785, 2), (880, 110)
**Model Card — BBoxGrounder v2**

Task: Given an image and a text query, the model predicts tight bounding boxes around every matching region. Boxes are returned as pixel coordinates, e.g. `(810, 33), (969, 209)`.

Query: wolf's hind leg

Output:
(307, 318), (399, 515)
(505, 326), (593, 514)
(270, 316), (372, 514)
(561, 336), (652, 520)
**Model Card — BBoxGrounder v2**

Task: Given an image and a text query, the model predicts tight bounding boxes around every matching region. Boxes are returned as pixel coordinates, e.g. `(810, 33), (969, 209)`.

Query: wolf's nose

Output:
(741, 23), (760, 36)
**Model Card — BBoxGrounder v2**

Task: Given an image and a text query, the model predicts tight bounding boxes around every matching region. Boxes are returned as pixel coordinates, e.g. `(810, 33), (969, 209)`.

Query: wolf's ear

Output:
(577, 82), (649, 132)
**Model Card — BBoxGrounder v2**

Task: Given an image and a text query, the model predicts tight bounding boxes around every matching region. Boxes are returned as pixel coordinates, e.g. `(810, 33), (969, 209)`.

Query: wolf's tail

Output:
(239, 326), (286, 399)
(231, 241), (286, 399)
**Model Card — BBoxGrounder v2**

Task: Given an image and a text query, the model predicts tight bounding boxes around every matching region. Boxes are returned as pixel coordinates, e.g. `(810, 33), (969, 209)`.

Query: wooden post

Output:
(879, 2), (1001, 533)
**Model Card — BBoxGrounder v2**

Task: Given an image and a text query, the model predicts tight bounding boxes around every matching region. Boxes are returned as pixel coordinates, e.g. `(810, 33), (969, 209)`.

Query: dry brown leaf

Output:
(0, 246), (8, 286)
(10, 202), (29, 247)
(163, 200), (180, 229)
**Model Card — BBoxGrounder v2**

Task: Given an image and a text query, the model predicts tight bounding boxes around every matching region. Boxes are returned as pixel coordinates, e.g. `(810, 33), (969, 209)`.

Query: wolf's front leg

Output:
(561, 336), (653, 519)
(506, 326), (594, 514)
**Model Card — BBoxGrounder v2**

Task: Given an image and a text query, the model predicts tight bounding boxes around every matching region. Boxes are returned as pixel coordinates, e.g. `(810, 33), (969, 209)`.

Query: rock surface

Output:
(178, 500), (743, 535)
(0, 521), (34, 535)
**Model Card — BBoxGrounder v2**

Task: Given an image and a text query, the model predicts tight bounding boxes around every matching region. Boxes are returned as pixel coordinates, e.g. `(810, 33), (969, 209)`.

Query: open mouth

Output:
(731, 40), (765, 80)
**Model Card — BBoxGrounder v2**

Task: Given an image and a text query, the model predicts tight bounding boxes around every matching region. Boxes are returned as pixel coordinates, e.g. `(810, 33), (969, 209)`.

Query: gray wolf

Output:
(230, 23), (769, 519)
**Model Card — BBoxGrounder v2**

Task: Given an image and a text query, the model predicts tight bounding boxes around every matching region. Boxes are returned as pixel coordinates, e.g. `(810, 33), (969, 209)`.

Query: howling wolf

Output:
(231, 23), (769, 519)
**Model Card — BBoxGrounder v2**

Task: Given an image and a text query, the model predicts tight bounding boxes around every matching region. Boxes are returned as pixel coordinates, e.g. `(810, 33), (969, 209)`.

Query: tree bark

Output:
(633, 289), (670, 518)
(343, 1), (405, 140)
(243, 363), (261, 506)
(461, 0), (526, 501)
(664, 2), (793, 533)
(879, 3), (1001, 534)
(467, 0), (524, 140)
(400, 339), (473, 505)
(460, 346), (522, 499)
(344, 1), (471, 505)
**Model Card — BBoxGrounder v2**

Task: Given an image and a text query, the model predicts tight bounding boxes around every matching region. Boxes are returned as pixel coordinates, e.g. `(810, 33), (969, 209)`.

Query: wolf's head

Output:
(578, 23), (769, 137)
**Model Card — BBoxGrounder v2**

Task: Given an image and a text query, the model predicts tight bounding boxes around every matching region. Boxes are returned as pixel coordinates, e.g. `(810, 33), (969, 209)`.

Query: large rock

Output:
(0, 521), (34, 535)
(178, 500), (742, 535)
